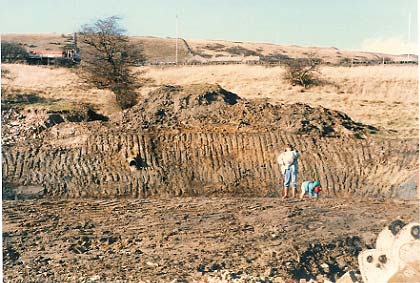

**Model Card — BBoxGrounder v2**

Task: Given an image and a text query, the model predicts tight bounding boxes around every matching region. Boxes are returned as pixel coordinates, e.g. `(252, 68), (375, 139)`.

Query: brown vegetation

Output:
(1, 42), (28, 63)
(283, 53), (322, 88)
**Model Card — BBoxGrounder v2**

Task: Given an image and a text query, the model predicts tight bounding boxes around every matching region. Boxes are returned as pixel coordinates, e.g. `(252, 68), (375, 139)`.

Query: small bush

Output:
(283, 53), (322, 88)
(204, 43), (225, 51)
(261, 53), (290, 63)
(193, 52), (212, 58)
(1, 68), (11, 79)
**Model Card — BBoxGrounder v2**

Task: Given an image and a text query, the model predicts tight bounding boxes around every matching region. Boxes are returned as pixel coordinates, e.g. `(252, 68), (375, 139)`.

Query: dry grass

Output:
(130, 36), (190, 63)
(1, 64), (120, 116)
(1, 33), (69, 51)
(2, 63), (418, 137)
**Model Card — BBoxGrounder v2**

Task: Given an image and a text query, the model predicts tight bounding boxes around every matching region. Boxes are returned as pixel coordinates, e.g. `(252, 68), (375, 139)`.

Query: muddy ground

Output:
(3, 197), (418, 282)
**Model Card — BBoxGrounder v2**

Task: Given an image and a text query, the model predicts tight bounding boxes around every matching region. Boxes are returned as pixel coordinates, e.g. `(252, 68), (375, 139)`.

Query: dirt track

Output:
(3, 197), (418, 282)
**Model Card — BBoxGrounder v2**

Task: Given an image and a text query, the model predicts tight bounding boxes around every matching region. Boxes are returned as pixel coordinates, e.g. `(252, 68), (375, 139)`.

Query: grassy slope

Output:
(2, 33), (416, 64)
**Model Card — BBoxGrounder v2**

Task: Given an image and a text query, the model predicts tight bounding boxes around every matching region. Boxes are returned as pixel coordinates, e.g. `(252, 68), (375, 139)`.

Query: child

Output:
(300, 180), (322, 199)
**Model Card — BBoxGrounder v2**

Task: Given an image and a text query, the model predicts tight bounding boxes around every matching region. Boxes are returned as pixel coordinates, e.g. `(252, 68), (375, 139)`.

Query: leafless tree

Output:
(284, 52), (322, 88)
(78, 16), (146, 109)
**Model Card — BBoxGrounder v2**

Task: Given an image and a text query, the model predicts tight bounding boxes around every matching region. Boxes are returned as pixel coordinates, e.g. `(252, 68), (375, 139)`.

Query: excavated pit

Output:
(2, 84), (419, 282)
(2, 84), (418, 199)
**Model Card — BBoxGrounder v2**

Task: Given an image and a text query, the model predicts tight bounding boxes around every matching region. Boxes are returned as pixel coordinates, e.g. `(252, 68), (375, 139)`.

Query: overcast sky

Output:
(0, 0), (418, 54)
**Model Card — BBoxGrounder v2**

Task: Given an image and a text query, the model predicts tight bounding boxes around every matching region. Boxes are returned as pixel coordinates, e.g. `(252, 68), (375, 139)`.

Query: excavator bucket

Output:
(357, 221), (420, 283)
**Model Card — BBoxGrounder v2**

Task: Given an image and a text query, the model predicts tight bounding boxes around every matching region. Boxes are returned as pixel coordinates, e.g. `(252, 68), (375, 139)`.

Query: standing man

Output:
(277, 144), (300, 199)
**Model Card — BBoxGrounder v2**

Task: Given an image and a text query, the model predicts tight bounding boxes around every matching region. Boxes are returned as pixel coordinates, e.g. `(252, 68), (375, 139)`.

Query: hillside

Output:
(2, 33), (417, 64)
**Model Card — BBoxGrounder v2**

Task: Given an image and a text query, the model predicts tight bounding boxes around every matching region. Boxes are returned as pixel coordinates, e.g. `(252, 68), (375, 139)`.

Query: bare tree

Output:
(78, 16), (146, 109)
(283, 53), (322, 88)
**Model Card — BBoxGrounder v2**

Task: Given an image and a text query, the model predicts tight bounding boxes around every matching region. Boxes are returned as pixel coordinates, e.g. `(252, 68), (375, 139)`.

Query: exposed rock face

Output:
(1, 84), (418, 198)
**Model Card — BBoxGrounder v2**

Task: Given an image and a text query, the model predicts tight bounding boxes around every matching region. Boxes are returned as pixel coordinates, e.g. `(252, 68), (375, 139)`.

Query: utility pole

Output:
(74, 32), (77, 47)
(407, 12), (411, 62)
(176, 14), (179, 65)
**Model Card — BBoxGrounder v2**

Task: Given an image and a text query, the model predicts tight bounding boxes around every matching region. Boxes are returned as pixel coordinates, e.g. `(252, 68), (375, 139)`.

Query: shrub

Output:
(284, 53), (322, 88)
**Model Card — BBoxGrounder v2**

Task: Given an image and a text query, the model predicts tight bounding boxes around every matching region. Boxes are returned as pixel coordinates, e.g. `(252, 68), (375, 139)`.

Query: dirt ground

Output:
(3, 197), (418, 282)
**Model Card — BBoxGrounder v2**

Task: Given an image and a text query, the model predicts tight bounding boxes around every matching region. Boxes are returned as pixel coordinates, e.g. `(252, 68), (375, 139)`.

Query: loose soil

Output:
(123, 84), (377, 137)
(3, 198), (418, 282)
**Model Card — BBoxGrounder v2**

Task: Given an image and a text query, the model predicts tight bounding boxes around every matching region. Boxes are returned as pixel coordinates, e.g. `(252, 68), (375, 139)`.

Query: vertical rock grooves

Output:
(2, 130), (417, 198)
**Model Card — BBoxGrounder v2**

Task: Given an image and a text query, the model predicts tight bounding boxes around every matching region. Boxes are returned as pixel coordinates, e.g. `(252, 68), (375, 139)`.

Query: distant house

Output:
(25, 33), (80, 66)
(26, 49), (80, 65)
(31, 50), (63, 57)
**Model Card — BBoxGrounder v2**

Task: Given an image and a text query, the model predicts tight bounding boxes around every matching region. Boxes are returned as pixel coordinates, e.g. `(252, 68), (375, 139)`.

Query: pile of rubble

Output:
(122, 84), (378, 138)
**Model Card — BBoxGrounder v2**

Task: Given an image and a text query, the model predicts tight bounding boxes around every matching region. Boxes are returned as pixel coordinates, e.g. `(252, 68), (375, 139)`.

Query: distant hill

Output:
(2, 33), (417, 64)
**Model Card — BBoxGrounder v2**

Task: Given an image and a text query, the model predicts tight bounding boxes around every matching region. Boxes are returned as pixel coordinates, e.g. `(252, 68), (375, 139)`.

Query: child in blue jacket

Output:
(300, 180), (322, 199)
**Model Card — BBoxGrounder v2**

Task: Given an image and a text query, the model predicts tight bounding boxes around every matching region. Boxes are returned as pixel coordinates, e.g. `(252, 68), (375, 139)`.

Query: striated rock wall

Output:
(2, 129), (417, 198)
